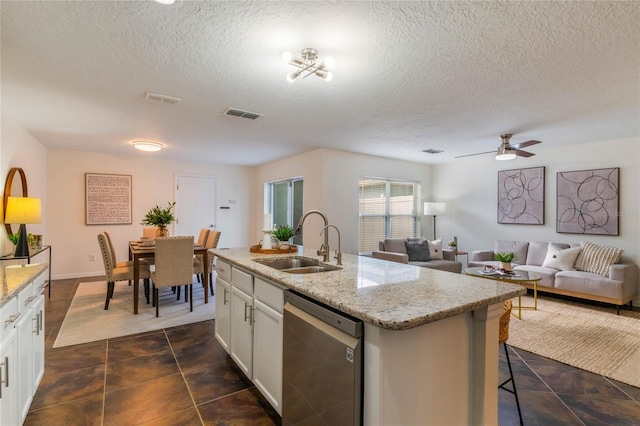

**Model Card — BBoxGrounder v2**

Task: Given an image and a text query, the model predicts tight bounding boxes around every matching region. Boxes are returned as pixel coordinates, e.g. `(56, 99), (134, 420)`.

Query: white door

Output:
(174, 174), (217, 240)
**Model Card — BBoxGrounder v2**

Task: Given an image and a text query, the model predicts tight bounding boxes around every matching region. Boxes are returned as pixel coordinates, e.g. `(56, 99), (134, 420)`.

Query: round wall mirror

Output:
(3, 167), (28, 235)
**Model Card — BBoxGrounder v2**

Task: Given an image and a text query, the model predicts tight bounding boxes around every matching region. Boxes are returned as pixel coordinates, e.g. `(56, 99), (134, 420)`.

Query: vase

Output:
(500, 262), (512, 272)
(156, 226), (169, 237)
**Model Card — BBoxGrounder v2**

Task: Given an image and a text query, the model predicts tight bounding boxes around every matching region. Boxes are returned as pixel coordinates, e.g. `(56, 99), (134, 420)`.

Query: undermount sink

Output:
(254, 256), (341, 274)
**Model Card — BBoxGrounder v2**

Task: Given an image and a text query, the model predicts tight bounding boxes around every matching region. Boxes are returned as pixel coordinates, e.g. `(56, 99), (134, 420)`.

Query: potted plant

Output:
(448, 239), (457, 254)
(272, 224), (295, 245)
(494, 251), (516, 271)
(140, 201), (176, 237)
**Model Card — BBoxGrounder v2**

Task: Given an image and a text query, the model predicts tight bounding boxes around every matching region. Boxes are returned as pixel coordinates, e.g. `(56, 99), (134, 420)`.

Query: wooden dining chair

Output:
(98, 233), (151, 310)
(151, 236), (195, 317)
(193, 230), (221, 295)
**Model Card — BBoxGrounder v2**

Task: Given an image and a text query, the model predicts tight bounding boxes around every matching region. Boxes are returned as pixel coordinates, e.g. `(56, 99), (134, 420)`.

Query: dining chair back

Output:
(98, 233), (150, 310)
(194, 231), (221, 295)
(151, 236), (195, 317)
(197, 228), (210, 246)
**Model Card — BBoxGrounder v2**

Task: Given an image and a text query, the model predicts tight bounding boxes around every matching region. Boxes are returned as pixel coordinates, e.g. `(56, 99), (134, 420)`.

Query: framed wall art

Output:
(497, 166), (545, 224)
(556, 167), (619, 235)
(85, 173), (132, 225)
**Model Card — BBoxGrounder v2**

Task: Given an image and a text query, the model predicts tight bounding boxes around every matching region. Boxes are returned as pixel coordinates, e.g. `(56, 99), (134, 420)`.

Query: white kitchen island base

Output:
(364, 303), (502, 425)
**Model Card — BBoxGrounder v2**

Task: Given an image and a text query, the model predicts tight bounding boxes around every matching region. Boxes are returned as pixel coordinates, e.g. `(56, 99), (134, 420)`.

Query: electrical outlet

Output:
(89, 254), (96, 262)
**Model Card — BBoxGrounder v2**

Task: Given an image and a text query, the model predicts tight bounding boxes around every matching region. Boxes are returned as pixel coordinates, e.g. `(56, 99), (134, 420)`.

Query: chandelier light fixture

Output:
(282, 48), (334, 83)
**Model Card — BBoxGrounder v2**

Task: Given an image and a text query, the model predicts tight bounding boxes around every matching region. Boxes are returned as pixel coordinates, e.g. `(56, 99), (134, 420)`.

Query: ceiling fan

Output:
(455, 134), (542, 160)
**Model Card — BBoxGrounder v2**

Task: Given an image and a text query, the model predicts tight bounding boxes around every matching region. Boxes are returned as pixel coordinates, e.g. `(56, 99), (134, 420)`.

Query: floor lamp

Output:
(5, 196), (42, 257)
(424, 202), (446, 240)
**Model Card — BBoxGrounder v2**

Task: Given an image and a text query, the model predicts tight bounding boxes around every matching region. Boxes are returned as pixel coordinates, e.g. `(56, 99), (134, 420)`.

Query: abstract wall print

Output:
(556, 167), (619, 235)
(497, 166), (545, 224)
(85, 173), (132, 225)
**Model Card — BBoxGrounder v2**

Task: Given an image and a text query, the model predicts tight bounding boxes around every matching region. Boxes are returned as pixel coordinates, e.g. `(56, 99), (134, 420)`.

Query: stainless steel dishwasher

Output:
(283, 290), (363, 426)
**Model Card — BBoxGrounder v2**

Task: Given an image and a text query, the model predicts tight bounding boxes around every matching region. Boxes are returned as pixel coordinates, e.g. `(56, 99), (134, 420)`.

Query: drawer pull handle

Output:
(4, 313), (21, 325)
(0, 356), (9, 398)
(25, 295), (37, 306)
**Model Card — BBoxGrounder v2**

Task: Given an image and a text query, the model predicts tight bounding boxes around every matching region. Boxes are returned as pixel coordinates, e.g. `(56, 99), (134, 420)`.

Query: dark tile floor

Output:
(25, 278), (640, 425)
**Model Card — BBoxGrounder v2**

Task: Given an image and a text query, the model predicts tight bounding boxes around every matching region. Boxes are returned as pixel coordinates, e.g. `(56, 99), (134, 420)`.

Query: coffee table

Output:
(465, 266), (541, 319)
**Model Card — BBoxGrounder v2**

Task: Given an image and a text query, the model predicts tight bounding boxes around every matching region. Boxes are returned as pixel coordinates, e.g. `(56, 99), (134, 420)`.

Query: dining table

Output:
(128, 240), (210, 314)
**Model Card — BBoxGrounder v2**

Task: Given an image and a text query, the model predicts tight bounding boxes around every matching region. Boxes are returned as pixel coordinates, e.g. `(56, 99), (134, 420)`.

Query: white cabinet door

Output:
(253, 299), (283, 415)
(32, 294), (45, 388)
(230, 286), (254, 378)
(0, 330), (18, 426)
(16, 301), (35, 424)
(214, 277), (231, 353)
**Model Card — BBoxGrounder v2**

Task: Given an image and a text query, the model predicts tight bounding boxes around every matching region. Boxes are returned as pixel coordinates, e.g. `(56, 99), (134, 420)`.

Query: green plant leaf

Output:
(140, 201), (176, 227)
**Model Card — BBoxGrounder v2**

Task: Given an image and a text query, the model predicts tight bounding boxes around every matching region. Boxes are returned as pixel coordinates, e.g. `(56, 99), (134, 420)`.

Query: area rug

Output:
(53, 280), (215, 348)
(508, 295), (640, 388)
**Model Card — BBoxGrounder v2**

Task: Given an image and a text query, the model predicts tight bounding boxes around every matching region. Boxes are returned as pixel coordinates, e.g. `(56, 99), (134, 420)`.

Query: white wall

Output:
(46, 149), (255, 279)
(433, 136), (640, 304)
(255, 149), (433, 254)
(0, 113), (48, 256)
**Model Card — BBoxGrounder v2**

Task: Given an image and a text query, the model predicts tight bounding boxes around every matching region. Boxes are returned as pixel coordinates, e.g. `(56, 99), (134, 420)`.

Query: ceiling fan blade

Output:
(454, 150), (495, 159)
(515, 149), (535, 157)
(510, 139), (541, 150)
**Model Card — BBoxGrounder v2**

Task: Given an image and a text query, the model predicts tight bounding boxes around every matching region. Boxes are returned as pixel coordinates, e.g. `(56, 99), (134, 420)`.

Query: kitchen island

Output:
(212, 247), (526, 425)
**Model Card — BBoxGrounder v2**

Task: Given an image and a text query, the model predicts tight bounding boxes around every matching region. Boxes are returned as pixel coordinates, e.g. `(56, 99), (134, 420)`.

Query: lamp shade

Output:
(424, 202), (446, 216)
(5, 197), (42, 224)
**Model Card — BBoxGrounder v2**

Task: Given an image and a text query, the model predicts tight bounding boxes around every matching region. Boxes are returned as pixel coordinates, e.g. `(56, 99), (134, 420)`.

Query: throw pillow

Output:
(541, 244), (582, 271)
(574, 241), (623, 276)
(428, 239), (443, 260)
(405, 239), (431, 262)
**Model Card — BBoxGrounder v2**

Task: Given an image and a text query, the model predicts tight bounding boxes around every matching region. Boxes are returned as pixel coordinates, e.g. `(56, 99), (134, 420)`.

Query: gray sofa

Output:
(372, 238), (462, 273)
(470, 240), (638, 314)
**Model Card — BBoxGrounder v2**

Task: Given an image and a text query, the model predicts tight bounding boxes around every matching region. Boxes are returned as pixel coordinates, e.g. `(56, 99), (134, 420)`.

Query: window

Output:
(266, 178), (303, 245)
(358, 177), (421, 254)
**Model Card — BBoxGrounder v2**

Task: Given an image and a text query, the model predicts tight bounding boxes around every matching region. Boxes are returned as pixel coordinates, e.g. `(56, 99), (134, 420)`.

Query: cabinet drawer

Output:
(254, 277), (284, 313)
(231, 267), (253, 294)
(17, 282), (36, 310)
(0, 297), (19, 338)
(216, 259), (232, 281)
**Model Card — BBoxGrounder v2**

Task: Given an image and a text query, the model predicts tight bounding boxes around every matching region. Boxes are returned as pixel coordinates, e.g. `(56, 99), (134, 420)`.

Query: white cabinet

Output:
(230, 286), (254, 377)
(0, 267), (47, 425)
(0, 327), (19, 426)
(215, 258), (285, 415)
(252, 298), (283, 415)
(214, 276), (231, 353)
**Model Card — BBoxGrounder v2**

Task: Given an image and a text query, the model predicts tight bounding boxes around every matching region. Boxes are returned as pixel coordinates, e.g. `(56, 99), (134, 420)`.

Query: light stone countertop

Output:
(211, 247), (527, 330)
(0, 263), (49, 307)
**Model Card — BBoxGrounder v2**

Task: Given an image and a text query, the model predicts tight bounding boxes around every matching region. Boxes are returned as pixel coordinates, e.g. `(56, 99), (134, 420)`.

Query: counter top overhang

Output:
(212, 247), (526, 330)
(0, 263), (49, 307)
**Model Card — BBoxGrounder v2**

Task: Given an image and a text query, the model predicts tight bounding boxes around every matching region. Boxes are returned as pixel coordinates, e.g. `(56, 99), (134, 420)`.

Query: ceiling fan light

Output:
(132, 141), (163, 152)
(323, 71), (333, 82)
(496, 146), (516, 160)
(282, 51), (292, 64)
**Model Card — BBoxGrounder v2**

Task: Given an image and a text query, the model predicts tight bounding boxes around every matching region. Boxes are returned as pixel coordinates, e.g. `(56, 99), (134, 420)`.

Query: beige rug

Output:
(54, 280), (215, 348)
(508, 295), (640, 388)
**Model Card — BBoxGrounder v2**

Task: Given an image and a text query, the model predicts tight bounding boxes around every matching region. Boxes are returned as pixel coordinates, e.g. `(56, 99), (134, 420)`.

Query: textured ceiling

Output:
(2, 1), (639, 166)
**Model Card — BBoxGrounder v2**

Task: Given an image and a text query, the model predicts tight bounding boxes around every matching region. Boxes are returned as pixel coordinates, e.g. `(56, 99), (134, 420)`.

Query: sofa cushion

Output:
(428, 239), (443, 260)
(525, 242), (549, 266)
(513, 265), (559, 288)
(494, 240), (529, 265)
(383, 238), (409, 254)
(574, 241), (623, 276)
(542, 244), (582, 271)
(555, 270), (624, 300)
(405, 239), (431, 262)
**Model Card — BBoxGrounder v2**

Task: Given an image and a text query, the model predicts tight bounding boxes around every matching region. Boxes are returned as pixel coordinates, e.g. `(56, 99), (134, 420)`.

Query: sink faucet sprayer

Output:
(295, 210), (330, 262)
(320, 225), (342, 265)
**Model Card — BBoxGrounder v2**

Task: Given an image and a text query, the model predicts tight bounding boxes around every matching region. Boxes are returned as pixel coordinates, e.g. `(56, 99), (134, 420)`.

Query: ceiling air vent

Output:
(145, 92), (182, 105)
(224, 108), (263, 120)
(422, 149), (444, 154)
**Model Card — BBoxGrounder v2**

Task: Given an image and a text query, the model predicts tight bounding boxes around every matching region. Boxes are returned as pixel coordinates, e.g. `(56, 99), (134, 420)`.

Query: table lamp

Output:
(424, 201), (446, 240)
(5, 196), (41, 257)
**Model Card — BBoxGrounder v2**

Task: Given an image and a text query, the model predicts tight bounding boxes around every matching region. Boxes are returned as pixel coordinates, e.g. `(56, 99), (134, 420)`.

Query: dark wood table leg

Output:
(133, 253), (139, 314)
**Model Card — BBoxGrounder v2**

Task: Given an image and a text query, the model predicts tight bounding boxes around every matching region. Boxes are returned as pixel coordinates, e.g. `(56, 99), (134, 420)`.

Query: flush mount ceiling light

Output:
(155, 0), (176, 4)
(495, 145), (517, 161)
(282, 48), (334, 83)
(132, 141), (164, 152)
